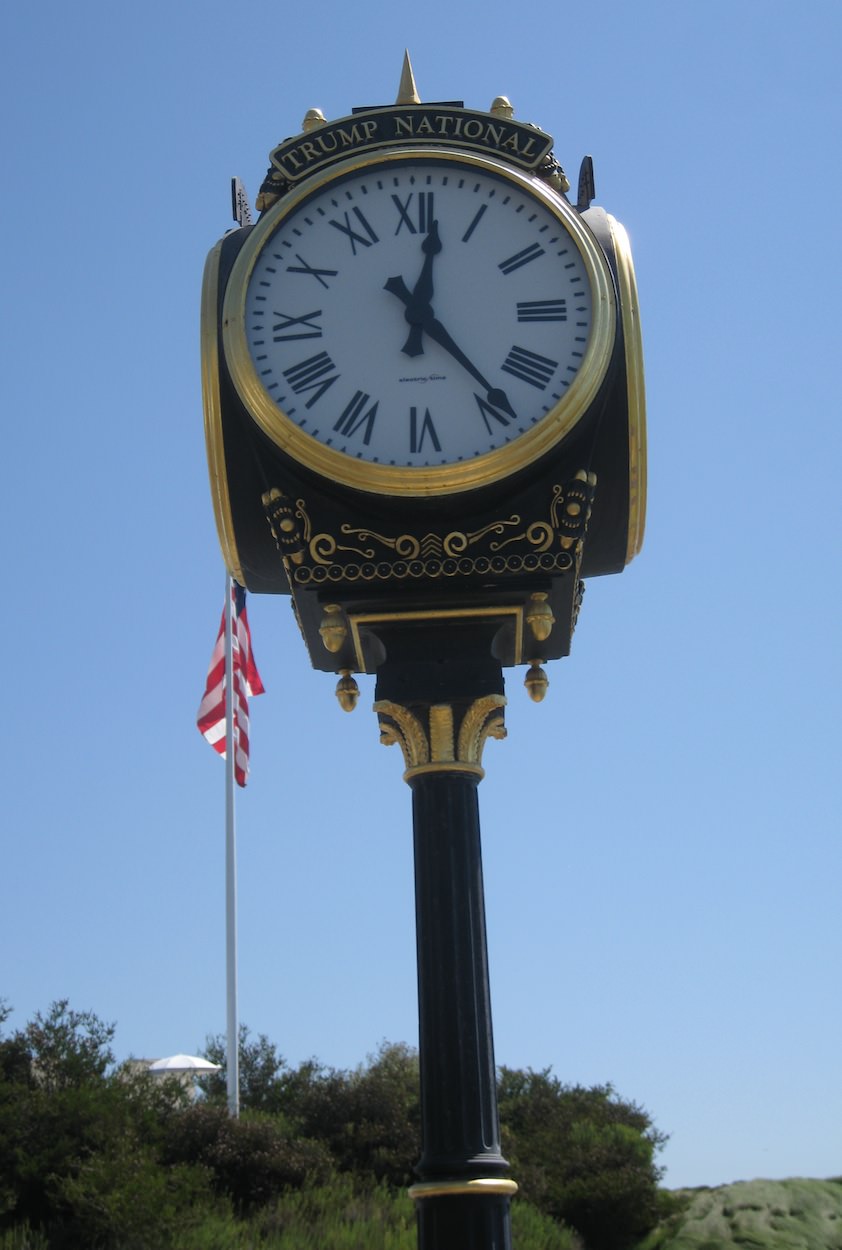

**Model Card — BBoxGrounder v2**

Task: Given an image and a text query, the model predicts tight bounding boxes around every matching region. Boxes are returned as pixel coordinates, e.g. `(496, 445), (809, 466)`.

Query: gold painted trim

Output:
(201, 240), (246, 585)
(222, 147), (617, 498)
(404, 760), (486, 781)
(607, 215), (647, 564)
(348, 605), (524, 674)
(409, 1179), (519, 1200)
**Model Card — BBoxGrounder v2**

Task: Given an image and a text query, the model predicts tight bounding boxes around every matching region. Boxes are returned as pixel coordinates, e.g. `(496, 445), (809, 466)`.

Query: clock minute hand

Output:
(384, 277), (516, 418)
(418, 311), (517, 420)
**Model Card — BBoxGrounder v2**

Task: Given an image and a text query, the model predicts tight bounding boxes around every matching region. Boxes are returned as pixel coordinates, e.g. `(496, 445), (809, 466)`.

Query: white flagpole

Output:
(222, 182), (252, 1120)
(224, 574), (240, 1117)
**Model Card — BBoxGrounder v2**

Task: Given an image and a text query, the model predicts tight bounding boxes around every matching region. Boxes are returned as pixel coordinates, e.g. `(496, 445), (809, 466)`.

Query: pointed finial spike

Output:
(396, 50), (421, 104)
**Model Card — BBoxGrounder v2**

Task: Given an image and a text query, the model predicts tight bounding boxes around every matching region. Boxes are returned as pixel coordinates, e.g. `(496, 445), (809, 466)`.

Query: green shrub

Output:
(0, 1228), (50, 1250)
(2, 1000), (671, 1250)
(53, 1144), (213, 1250)
(499, 1069), (666, 1250)
(511, 1199), (583, 1249)
(274, 1043), (421, 1187)
(200, 1026), (288, 1115)
(161, 1104), (333, 1213)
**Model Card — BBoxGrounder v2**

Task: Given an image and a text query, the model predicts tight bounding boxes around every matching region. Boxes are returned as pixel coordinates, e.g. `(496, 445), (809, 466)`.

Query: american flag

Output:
(197, 582), (265, 787)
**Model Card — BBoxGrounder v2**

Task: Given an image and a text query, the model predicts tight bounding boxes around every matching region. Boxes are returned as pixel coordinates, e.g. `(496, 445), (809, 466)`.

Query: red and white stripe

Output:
(197, 583), (264, 787)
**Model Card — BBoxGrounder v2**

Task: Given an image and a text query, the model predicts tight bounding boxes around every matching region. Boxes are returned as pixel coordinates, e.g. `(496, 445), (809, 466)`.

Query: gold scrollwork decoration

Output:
(453, 516), (521, 554)
(313, 528), (391, 564)
(524, 521), (555, 551)
(341, 525), (421, 560)
(270, 475), (596, 586)
(310, 532), (339, 565)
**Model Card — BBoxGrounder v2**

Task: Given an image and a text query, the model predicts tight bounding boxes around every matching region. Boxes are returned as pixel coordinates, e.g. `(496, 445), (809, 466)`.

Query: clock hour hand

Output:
(384, 220), (442, 358)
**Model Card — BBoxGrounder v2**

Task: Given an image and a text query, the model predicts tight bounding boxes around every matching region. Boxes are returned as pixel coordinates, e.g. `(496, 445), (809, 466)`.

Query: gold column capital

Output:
(374, 695), (506, 783)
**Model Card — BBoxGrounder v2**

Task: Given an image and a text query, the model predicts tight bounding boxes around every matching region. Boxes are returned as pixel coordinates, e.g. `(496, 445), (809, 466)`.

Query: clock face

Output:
(223, 148), (615, 495)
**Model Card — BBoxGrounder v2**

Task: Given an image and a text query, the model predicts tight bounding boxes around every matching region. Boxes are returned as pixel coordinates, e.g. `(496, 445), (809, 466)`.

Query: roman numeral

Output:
(272, 309), (323, 341)
(501, 345), (558, 390)
(410, 407), (441, 454)
(329, 207), (379, 254)
(286, 254), (338, 289)
(461, 204), (488, 243)
(475, 392), (513, 433)
(516, 298), (567, 322)
(392, 192), (435, 234)
(333, 391), (379, 445)
(283, 351), (339, 408)
(498, 242), (545, 275)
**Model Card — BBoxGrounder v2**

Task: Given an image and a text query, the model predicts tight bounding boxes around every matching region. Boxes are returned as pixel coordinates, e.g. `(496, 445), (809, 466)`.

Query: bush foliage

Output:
(0, 999), (666, 1249)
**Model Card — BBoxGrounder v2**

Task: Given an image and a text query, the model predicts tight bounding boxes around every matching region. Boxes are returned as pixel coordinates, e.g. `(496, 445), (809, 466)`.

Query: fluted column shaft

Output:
(374, 625), (514, 1250)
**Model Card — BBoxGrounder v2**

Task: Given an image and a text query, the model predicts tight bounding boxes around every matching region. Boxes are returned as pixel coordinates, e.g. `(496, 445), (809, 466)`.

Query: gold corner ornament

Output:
(490, 96), (514, 119)
(374, 695), (507, 783)
(302, 107), (326, 132)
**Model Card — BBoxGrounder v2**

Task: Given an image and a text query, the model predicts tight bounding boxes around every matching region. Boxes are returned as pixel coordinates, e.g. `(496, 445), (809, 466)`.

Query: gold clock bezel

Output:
(201, 238), (246, 584)
(222, 146), (617, 498)
(607, 215), (647, 564)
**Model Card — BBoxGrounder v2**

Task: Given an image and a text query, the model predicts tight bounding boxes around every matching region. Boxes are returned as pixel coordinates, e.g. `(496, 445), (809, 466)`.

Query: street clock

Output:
(202, 71), (646, 691)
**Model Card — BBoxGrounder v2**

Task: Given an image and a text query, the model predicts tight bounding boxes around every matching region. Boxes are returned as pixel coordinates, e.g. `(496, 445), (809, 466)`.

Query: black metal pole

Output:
(410, 770), (513, 1250)
(374, 626), (515, 1250)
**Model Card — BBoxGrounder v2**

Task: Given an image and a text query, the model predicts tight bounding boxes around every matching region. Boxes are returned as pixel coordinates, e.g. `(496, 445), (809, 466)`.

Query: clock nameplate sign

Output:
(268, 106), (554, 184)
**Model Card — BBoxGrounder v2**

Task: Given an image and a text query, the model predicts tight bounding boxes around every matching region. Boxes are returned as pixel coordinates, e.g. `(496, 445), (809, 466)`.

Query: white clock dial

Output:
(223, 149), (615, 495)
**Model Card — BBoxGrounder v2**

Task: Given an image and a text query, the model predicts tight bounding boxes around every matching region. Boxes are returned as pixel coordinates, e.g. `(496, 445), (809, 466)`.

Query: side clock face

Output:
(222, 148), (616, 496)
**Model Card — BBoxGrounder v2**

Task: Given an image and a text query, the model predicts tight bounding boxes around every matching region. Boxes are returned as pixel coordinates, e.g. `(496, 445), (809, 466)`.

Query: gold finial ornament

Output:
(490, 96), (514, 119)
(396, 50), (421, 104)
(524, 661), (549, 703)
(335, 671), (360, 712)
(302, 108), (326, 132)
(526, 592), (555, 643)
(319, 604), (347, 653)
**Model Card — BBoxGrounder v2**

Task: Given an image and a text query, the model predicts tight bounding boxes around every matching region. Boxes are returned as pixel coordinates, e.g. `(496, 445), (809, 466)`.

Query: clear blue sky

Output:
(2, 0), (840, 1192)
